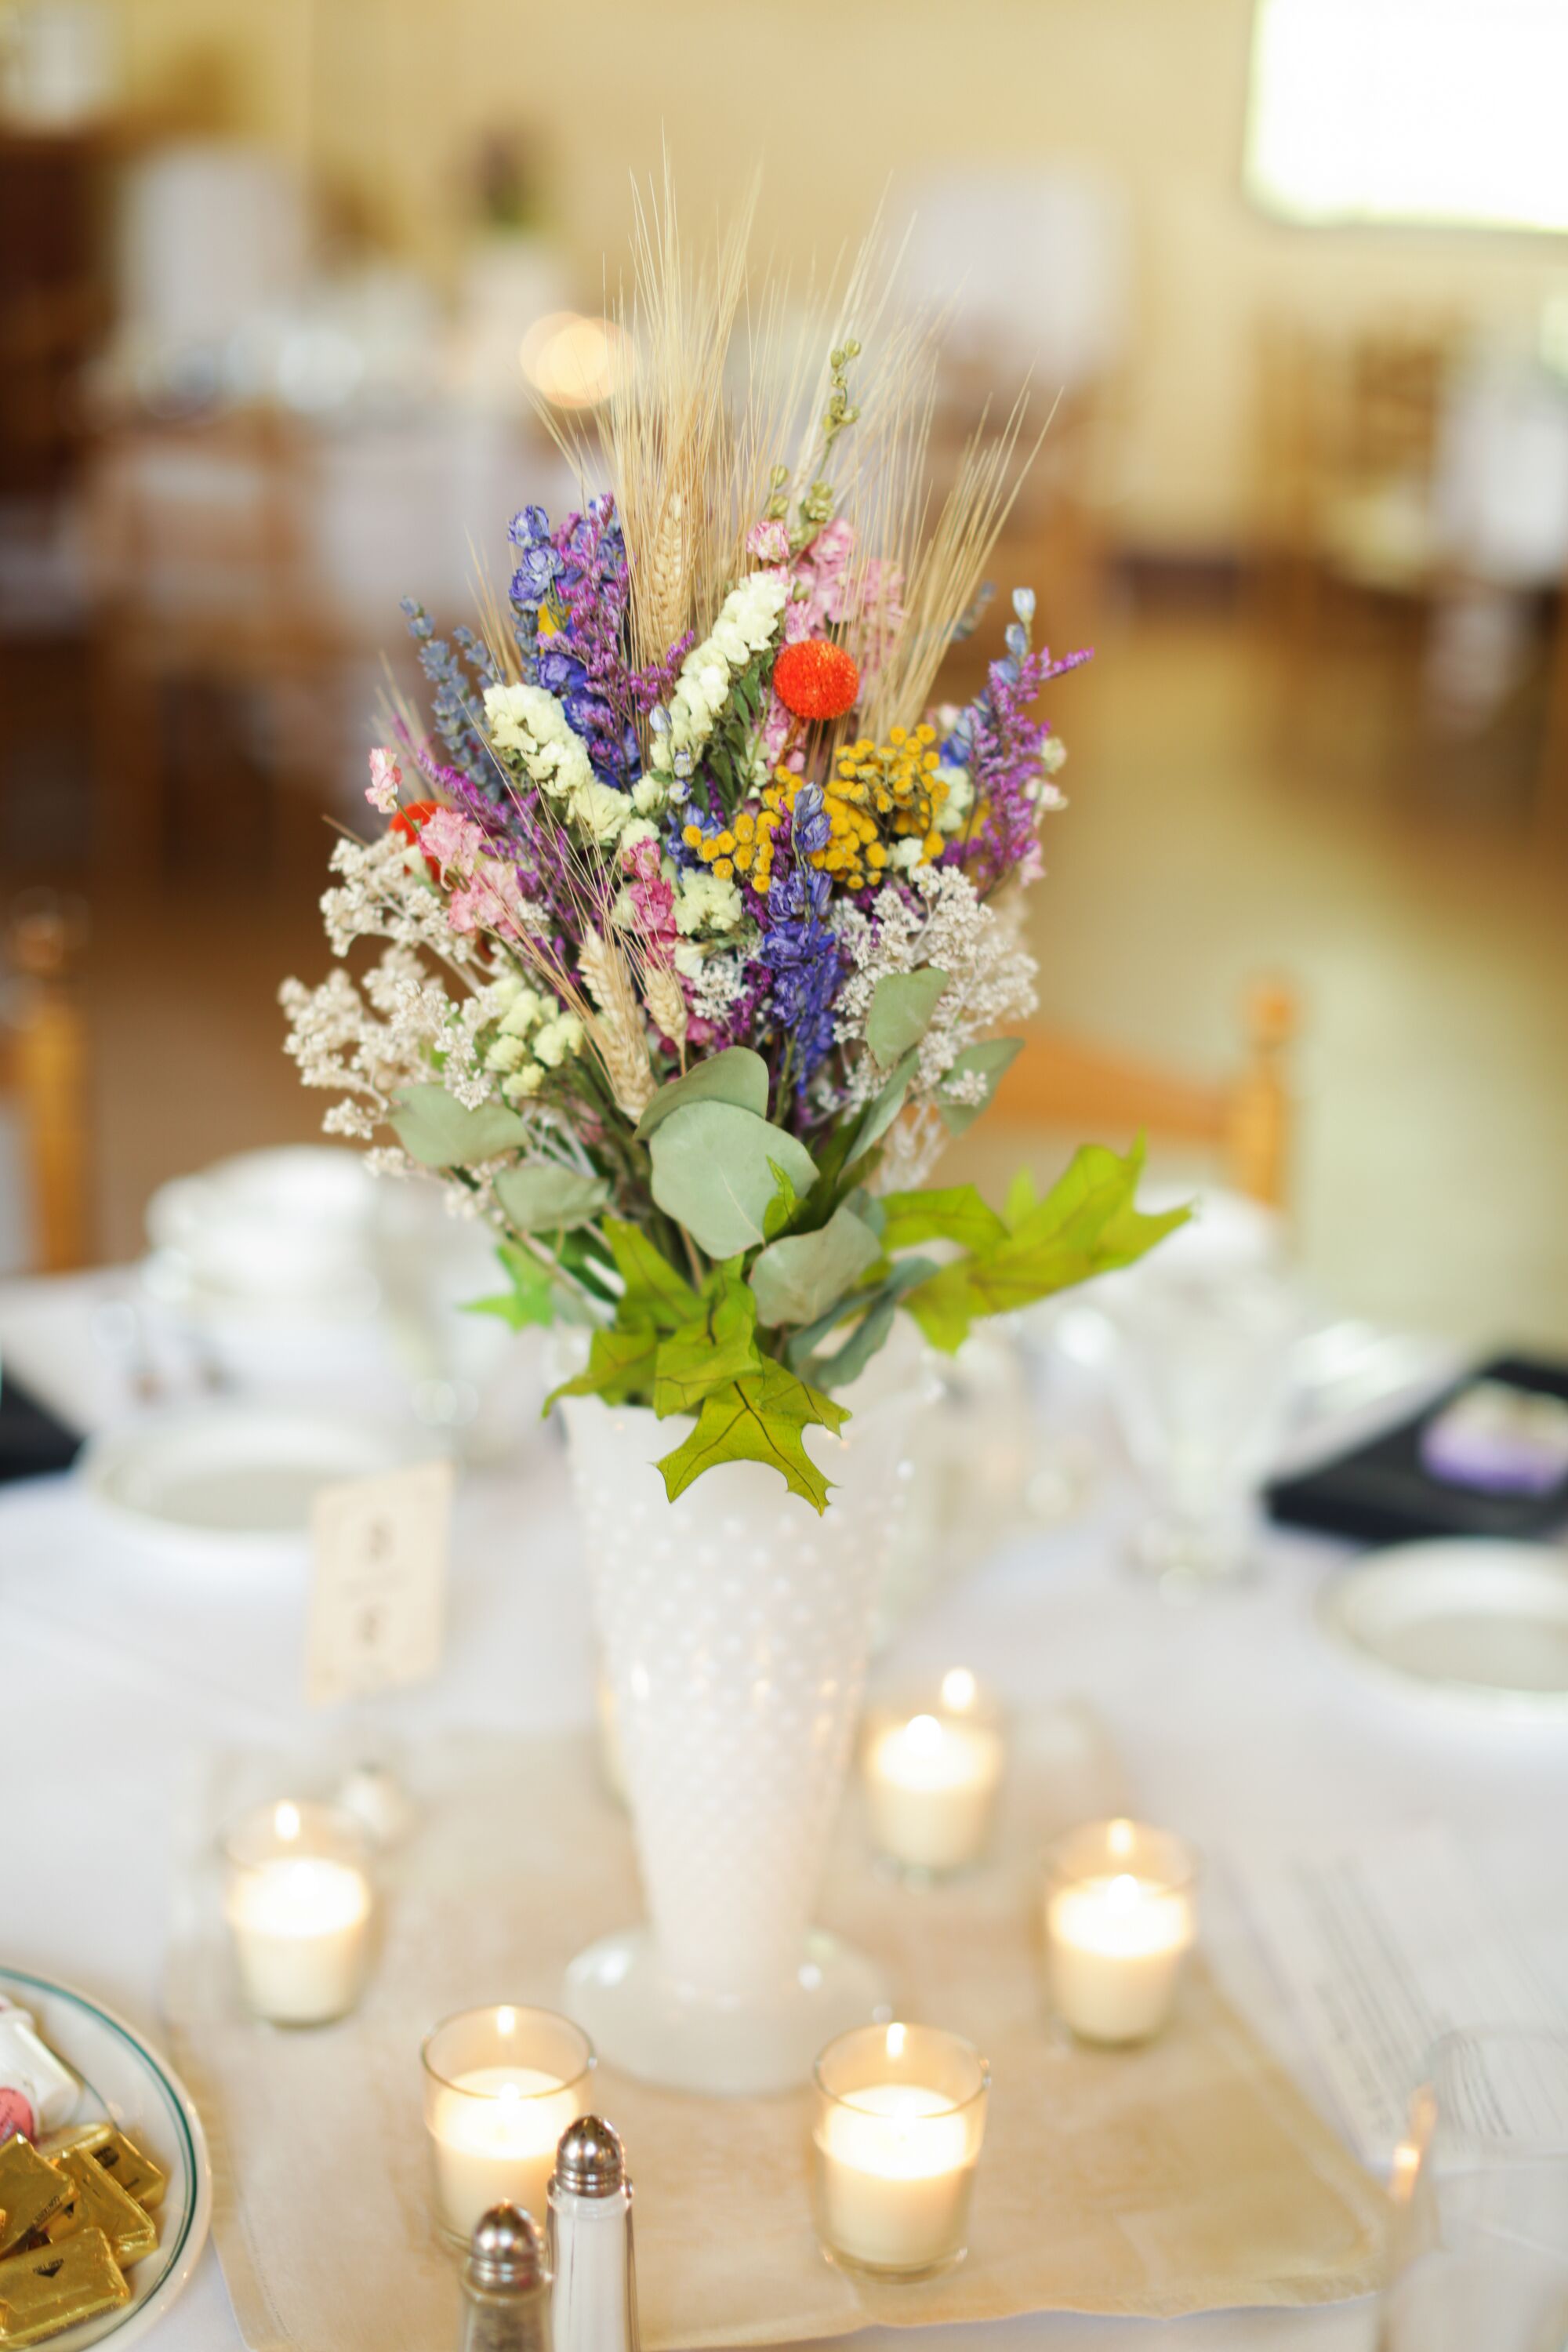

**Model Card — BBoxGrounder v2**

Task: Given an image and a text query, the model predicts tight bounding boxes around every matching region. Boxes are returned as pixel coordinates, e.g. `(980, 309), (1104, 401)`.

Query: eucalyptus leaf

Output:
(786, 1254), (936, 1380)
(937, 1037), (1024, 1136)
(635, 1047), (770, 1141)
(649, 1102), (818, 1261)
(847, 1047), (919, 1167)
(749, 1205), (884, 1330)
(390, 1084), (529, 1169)
(866, 967), (949, 1067)
(493, 1164), (611, 1233)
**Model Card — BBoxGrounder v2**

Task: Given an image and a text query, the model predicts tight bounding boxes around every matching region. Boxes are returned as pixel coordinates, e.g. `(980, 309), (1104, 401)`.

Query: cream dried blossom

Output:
(831, 864), (1036, 1115)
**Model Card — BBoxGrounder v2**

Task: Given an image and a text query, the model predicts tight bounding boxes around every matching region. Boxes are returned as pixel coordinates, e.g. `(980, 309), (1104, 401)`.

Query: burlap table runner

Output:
(163, 1716), (1386, 2349)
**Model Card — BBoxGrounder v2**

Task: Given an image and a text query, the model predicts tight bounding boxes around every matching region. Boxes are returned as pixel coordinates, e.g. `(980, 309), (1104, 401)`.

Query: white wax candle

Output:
(866, 1710), (1004, 1871)
(430, 2066), (578, 2243)
(816, 2083), (975, 2273)
(1046, 1871), (1193, 2043)
(226, 1853), (372, 2025)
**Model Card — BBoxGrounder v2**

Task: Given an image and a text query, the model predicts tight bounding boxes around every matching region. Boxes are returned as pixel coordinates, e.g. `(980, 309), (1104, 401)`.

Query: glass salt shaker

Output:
(459, 2204), (551, 2352)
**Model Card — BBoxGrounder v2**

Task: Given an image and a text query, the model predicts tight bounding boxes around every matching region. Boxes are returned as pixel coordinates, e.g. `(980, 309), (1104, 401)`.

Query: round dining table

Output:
(4, 1268), (1563, 2352)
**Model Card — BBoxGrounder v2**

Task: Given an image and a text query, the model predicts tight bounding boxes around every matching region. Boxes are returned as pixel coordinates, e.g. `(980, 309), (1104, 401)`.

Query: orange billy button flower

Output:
(391, 798), (443, 881)
(773, 637), (859, 723)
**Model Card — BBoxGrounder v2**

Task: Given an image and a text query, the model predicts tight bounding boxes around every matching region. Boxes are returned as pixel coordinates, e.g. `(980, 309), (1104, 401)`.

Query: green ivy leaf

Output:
(602, 1218), (701, 1332)
(546, 1324), (662, 1410)
(648, 1102), (817, 1261)
(866, 967), (949, 1067)
(389, 1084), (530, 1168)
(749, 1205), (884, 1330)
(634, 1046), (770, 1141)
(653, 1262), (761, 1416)
(880, 1185), (1009, 1254)
(901, 1142), (1189, 1352)
(493, 1164), (611, 1233)
(655, 1360), (850, 1513)
(468, 1241), (562, 1332)
(937, 1037), (1023, 1136)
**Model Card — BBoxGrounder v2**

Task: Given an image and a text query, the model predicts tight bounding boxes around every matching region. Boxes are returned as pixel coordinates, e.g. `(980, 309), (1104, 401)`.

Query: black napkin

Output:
(0, 1370), (84, 1483)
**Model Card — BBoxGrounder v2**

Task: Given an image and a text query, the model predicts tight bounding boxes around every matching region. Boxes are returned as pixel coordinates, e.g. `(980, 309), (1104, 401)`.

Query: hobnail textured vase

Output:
(558, 1348), (917, 2095)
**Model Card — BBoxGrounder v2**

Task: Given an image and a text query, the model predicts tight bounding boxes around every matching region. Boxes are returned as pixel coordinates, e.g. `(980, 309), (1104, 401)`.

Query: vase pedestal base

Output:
(562, 1926), (892, 2096)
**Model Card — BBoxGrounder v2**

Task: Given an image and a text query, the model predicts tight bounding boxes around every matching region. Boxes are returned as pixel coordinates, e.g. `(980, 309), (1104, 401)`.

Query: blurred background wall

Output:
(107, 0), (1568, 553)
(3, 0), (1567, 1349)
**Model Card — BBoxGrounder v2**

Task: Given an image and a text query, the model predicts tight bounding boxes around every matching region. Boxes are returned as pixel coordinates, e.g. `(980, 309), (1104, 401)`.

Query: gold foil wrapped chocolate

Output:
(0, 2226), (130, 2345)
(41, 2150), (156, 2267)
(40, 2125), (165, 2212)
(0, 2143), (68, 2259)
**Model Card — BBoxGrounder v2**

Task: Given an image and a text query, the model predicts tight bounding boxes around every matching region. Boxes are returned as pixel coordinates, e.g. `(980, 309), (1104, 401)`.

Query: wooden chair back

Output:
(0, 895), (90, 1272)
(992, 977), (1300, 1210)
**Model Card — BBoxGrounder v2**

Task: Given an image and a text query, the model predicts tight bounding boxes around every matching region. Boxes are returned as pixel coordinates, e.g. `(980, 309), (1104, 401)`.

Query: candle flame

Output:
(885, 2022), (906, 2060)
(1107, 1873), (1142, 1911)
(903, 1713), (945, 1755)
(939, 1668), (977, 1713)
(274, 1801), (300, 1842)
(1107, 1817), (1135, 1860)
(497, 2006), (516, 2036)
(499, 2082), (521, 2107)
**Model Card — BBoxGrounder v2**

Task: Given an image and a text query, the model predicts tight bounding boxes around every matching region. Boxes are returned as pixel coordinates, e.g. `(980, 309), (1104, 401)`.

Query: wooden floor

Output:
(14, 607), (1568, 1350)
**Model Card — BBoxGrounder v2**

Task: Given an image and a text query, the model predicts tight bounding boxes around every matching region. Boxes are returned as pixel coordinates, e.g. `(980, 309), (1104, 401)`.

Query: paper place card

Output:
(1229, 1820), (1566, 2168)
(306, 1459), (453, 1708)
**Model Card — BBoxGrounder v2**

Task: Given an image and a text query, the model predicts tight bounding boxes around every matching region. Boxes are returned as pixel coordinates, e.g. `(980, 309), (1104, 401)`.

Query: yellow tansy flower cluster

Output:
(681, 724), (948, 900)
(681, 800), (783, 890)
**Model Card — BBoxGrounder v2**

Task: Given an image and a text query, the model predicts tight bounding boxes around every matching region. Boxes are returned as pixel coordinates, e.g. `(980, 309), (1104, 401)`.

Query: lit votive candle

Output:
(223, 1800), (374, 2027)
(811, 2022), (990, 2279)
(1043, 1817), (1198, 2045)
(863, 1670), (1005, 1874)
(422, 2005), (594, 2248)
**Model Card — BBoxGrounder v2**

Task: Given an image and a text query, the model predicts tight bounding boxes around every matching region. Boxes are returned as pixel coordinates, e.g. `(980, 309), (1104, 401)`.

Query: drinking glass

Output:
(1105, 1263), (1301, 1588)
(1381, 2029), (1568, 2352)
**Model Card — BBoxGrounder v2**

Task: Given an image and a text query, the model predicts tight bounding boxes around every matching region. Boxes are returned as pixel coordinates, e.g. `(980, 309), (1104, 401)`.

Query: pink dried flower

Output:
(365, 746), (402, 814)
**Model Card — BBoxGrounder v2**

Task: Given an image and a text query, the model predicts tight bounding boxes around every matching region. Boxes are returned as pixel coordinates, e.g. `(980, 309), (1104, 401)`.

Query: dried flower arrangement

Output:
(283, 186), (1182, 1507)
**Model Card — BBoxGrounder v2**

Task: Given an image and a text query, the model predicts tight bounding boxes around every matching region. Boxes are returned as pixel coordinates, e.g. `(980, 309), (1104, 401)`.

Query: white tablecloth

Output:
(5, 1272), (1564, 2352)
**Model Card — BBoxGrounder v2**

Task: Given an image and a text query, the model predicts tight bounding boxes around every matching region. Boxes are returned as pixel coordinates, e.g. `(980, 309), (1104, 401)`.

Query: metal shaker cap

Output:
(553, 2115), (626, 2197)
(466, 2203), (546, 2291)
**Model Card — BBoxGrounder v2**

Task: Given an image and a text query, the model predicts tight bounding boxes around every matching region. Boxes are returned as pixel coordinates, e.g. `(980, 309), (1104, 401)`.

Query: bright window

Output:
(1245, 0), (1568, 234)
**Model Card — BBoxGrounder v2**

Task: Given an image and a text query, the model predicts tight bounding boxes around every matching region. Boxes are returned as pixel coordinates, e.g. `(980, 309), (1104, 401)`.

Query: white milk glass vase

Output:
(558, 1338), (920, 2096)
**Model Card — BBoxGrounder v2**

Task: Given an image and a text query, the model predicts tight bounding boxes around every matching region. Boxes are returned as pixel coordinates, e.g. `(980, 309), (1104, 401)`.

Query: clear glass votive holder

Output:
(861, 1668), (1006, 1876)
(811, 2022), (990, 2281)
(1042, 1817), (1198, 2046)
(222, 1798), (376, 2027)
(422, 2005), (595, 2249)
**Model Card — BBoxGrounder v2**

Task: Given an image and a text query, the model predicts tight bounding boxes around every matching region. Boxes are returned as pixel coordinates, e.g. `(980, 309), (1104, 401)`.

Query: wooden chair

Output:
(991, 978), (1300, 1210)
(0, 895), (90, 1272)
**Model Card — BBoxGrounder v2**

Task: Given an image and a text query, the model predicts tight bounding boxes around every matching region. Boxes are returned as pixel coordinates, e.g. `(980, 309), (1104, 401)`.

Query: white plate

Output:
(1318, 1539), (1568, 1720)
(0, 1967), (211, 2349)
(81, 1404), (406, 1563)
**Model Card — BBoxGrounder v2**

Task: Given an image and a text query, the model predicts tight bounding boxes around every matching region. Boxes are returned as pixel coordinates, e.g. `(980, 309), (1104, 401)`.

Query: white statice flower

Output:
(485, 1034), (527, 1073)
(502, 1062), (546, 1102)
(572, 778), (633, 847)
(631, 775), (666, 816)
(484, 681), (595, 802)
(497, 985), (547, 1038)
(674, 868), (743, 937)
(617, 816), (659, 857)
(831, 864), (1037, 1138)
(532, 1012), (586, 1068)
(651, 572), (789, 775)
(935, 765), (974, 833)
(1040, 737), (1067, 775)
